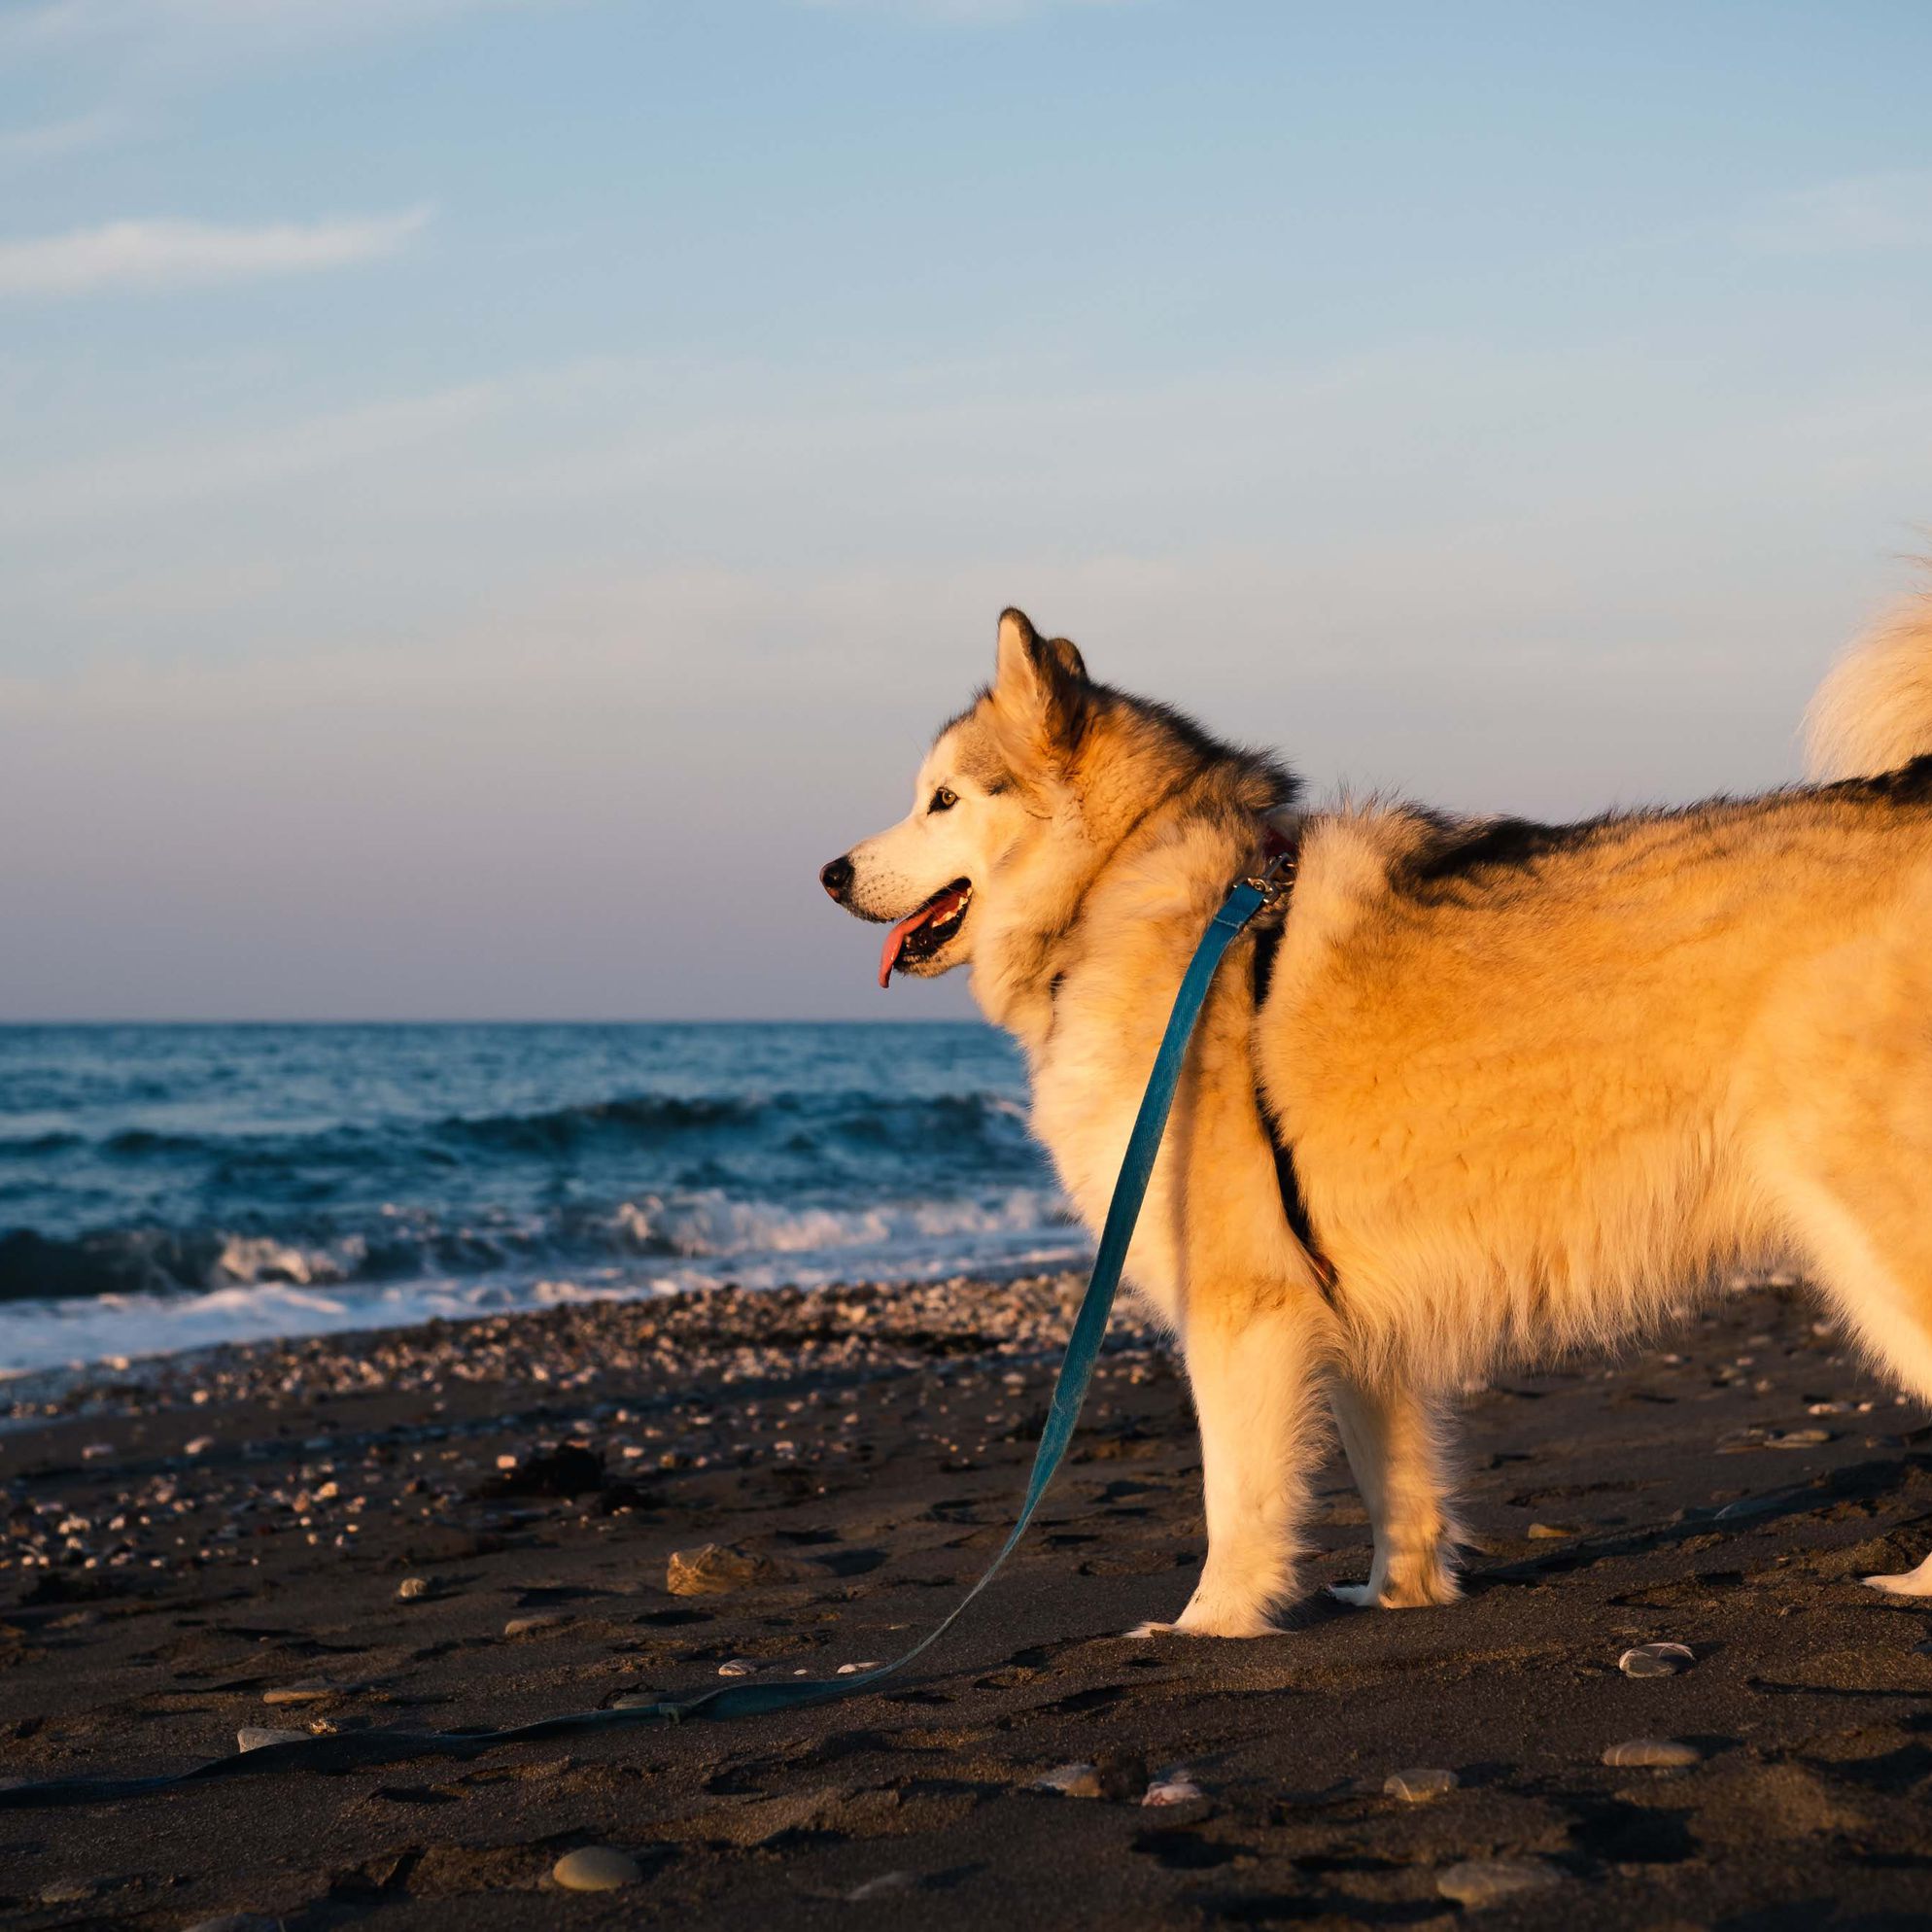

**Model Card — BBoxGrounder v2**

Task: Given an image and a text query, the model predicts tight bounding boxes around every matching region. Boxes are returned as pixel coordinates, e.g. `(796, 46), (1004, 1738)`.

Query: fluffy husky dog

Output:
(819, 594), (1932, 1636)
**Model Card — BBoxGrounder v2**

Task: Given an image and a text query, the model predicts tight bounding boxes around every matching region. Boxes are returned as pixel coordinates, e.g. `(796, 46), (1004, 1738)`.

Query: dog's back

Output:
(1265, 764), (1932, 1379)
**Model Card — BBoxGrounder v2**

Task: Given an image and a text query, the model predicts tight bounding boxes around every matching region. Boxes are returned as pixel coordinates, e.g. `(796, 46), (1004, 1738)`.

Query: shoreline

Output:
(5, 1273), (1932, 1927)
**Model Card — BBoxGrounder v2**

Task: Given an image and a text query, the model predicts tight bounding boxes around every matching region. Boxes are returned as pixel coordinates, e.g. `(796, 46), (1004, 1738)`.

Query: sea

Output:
(0, 1023), (1084, 1379)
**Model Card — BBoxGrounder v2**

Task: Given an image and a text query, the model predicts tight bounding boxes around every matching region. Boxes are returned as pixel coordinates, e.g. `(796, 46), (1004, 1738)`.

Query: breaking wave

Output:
(0, 1022), (1081, 1374)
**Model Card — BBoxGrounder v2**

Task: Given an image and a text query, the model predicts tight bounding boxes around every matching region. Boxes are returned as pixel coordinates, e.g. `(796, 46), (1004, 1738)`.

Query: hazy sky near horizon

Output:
(3, 1), (1930, 1020)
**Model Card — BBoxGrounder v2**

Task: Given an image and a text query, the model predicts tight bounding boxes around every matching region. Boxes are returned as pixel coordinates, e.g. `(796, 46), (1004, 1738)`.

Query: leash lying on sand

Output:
(0, 856), (1294, 1811)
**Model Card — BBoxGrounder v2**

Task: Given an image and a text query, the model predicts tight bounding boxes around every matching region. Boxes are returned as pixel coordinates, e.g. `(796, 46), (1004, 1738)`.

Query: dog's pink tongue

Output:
(877, 889), (963, 989)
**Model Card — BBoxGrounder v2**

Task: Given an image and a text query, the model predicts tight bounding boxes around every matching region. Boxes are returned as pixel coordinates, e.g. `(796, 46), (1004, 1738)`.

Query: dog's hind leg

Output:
(1128, 1301), (1325, 1639)
(1327, 1375), (1462, 1609)
(1772, 1170), (1932, 1598)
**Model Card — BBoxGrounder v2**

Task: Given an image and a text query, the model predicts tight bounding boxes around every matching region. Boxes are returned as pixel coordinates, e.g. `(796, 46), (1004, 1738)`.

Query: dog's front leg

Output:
(1328, 1375), (1462, 1609)
(1130, 1301), (1321, 1639)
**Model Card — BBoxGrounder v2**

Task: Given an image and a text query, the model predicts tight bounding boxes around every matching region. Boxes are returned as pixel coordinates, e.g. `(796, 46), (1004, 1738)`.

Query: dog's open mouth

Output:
(878, 879), (973, 987)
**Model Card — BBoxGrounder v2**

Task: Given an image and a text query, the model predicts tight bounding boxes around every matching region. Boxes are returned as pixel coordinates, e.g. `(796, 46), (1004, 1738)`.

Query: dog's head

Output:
(820, 607), (1093, 989)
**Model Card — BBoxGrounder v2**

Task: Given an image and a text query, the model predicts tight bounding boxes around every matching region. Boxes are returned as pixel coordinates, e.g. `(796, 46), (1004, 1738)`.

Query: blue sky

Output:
(2, 0), (1929, 1019)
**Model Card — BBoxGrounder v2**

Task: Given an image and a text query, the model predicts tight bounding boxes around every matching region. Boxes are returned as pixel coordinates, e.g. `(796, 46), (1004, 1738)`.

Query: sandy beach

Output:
(4, 1273), (1931, 1928)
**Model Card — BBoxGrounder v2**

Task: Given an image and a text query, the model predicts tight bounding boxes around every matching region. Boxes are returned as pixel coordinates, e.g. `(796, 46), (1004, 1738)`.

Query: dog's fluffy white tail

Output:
(1806, 584), (1932, 781)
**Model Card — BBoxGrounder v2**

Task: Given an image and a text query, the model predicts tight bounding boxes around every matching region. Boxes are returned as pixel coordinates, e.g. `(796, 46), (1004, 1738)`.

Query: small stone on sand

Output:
(1619, 1641), (1694, 1677)
(665, 1542), (781, 1596)
(236, 1727), (309, 1752)
(261, 1681), (343, 1705)
(1384, 1766), (1459, 1802)
(40, 1878), (102, 1903)
(1142, 1773), (1205, 1806)
(1603, 1738), (1700, 1768)
(835, 1661), (882, 1674)
(1034, 1761), (1104, 1796)
(1527, 1521), (1579, 1539)
(552, 1846), (642, 1891)
(716, 1657), (760, 1676)
(397, 1575), (431, 1601)
(503, 1613), (567, 1638)
(1436, 1858), (1562, 1907)
(846, 1872), (916, 1900)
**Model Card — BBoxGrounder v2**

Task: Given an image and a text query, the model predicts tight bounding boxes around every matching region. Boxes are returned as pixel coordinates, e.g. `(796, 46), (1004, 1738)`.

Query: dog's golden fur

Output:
(828, 597), (1932, 1633)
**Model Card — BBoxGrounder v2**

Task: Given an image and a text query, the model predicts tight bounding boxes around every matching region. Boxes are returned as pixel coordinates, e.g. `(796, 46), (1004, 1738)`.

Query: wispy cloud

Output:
(0, 107), (124, 160)
(0, 0), (563, 57)
(0, 204), (431, 296)
(1739, 172), (1932, 255)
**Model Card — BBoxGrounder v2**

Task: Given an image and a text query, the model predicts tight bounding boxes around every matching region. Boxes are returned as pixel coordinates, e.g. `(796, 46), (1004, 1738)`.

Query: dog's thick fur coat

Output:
(826, 592), (1932, 1633)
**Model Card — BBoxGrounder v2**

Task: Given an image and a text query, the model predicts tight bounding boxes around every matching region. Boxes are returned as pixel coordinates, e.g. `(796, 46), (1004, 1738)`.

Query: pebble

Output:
(665, 1542), (780, 1596)
(261, 1681), (349, 1706)
(40, 1879), (103, 1903)
(1619, 1641), (1695, 1678)
(1603, 1738), (1700, 1768)
(1142, 1773), (1205, 1806)
(1527, 1522), (1579, 1539)
(236, 1727), (309, 1752)
(1767, 1427), (1833, 1449)
(845, 1872), (916, 1901)
(185, 1436), (215, 1456)
(1384, 1766), (1459, 1802)
(397, 1575), (431, 1601)
(551, 1846), (642, 1891)
(1436, 1858), (1563, 1907)
(835, 1661), (883, 1674)
(503, 1613), (567, 1638)
(716, 1657), (761, 1676)
(1034, 1761), (1105, 1797)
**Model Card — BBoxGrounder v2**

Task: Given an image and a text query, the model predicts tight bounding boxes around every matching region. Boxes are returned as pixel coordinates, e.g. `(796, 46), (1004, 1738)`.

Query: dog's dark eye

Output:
(928, 787), (958, 813)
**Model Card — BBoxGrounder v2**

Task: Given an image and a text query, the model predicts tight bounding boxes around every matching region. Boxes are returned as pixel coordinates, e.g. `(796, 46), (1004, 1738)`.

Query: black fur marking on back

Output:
(1403, 813), (1605, 889)
(1826, 751), (1932, 806)
(1404, 755), (1932, 899)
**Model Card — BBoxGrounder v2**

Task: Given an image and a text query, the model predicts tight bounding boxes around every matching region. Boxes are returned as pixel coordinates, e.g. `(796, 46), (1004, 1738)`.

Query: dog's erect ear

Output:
(992, 607), (1089, 754)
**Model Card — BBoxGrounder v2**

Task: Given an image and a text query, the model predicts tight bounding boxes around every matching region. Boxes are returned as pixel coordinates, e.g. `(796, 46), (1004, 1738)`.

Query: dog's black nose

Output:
(819, 855), (854, 902)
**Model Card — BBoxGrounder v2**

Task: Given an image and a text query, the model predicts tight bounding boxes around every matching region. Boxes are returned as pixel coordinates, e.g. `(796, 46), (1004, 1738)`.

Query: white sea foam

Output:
(0, 1188), (1088, 1379)
(611, 1187), (1068, 1258)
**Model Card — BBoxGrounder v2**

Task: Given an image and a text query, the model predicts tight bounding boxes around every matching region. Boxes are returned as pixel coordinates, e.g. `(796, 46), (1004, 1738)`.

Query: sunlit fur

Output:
(830, 596), (1932, 1632)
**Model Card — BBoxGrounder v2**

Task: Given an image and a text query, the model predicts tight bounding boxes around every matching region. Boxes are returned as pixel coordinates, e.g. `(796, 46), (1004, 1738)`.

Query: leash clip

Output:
(1242, 846), (1297, 909)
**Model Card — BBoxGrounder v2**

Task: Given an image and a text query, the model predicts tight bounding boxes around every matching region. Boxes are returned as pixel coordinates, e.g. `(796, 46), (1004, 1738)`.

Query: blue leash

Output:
(0, 868), (1280, 1809)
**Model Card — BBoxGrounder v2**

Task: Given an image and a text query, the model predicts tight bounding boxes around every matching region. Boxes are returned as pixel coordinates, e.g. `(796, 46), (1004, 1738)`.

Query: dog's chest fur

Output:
(1027, 987), (1189, 1323)
(1004, 843), (1268, 1332)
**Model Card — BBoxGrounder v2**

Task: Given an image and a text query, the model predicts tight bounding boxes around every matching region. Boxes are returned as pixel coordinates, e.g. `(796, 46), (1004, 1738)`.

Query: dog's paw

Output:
(1127, 1600), (1283, 1639)
(1862, 1553), (1932, 1598)
(1328, 1581), (1378, 1608)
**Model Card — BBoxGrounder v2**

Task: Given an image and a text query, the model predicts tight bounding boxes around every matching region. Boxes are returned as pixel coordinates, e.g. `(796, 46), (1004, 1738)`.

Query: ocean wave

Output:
(7, 1087), (1034, 1169)
(0, 1021), (1059, 1373)
(442, 1092), (764, 1151)
(0, 1189), (1091, 1378)
(0, 1185), (1073, 1307)
(0, 1130), (86, 1157)
(609, 1187), (1071, 1259)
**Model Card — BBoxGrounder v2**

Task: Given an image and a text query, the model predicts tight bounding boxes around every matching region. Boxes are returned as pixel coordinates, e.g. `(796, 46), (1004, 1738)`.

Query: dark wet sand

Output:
(4, 1274), (1932, 1929)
